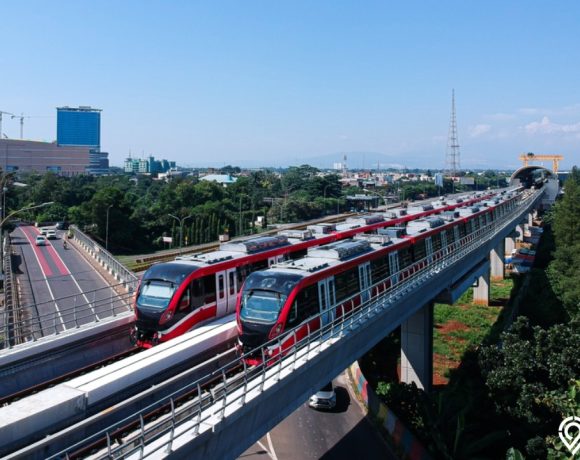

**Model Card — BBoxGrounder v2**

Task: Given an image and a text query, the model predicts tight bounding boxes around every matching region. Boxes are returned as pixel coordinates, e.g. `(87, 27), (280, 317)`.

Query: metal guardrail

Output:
(2, 283), (135, 347)
(71, 225), (139, 290)
(2, 234), (19, 349)
(49, 189), (542, 459)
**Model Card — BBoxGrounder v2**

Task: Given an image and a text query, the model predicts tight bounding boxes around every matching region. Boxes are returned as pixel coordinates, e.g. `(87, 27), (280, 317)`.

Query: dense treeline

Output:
(5, 166), (344, 253)
(3, 166), (507, 254)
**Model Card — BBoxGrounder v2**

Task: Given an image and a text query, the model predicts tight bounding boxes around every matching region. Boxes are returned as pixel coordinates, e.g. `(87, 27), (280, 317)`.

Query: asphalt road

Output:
(240, 372), (396, 460)
(11, 224), (130, 337)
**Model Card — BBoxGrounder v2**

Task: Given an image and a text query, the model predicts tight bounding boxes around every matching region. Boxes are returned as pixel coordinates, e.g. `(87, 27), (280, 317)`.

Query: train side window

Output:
(432, 233), (442, 251)
(287, 300), (299, 327)
(229, 271), (236, 296)
(249, 259), (269, 272)
(371, 256), (390, 283)
(218, 275), (225, 298)
(399, 248), (413, 268)
(237, 265), (248, 285)
(413, 240), (427, 262)
(335, 268), (358, 303)
(203, 275), (216, 303)
(179, 288), (191, 311)
(191, 279), (204, 309)
(295, 284), (319, 324)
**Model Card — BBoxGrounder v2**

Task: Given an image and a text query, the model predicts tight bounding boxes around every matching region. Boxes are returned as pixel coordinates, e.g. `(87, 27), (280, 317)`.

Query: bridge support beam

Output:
(505, 234), (516, 256)
(400, 302), (433, 392)
(490, 241), (505, 281)
(515, 224), (525, 242)
(473, 269), (490, 306)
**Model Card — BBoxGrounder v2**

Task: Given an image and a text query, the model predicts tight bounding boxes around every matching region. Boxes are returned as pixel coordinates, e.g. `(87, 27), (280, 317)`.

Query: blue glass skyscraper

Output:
(57, 106), (101, 148)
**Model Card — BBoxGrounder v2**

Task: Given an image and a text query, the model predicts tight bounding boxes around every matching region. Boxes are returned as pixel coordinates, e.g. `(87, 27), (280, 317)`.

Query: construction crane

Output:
(0, 110), (14, 139)
(11, 113), (35, 140)
(519, 152), (564, 174)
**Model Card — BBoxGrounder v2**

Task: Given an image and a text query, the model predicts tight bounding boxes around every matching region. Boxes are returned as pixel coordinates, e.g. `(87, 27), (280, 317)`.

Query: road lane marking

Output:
(267, 432), (278, 460)
(19, 227), (64, 330)
(45, 238), (97, 319)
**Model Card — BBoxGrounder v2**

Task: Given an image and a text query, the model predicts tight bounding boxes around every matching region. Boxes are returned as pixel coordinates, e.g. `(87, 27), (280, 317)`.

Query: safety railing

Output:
(2, 234), (20, 349)
(50, 189), (542, 459)
(1, 282), (135, 348)
(71, 225), (139, 291)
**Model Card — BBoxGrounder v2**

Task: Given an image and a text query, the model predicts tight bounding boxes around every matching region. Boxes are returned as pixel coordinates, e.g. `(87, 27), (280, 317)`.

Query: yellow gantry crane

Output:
(519, 152), (564, 174)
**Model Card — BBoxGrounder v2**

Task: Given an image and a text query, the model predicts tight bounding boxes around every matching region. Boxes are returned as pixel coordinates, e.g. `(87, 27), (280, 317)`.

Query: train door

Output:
(226, 268), (237, 312)
(215, 268), (238, 316)
(358, 262), (371, 303)
(389, 252), (400, 285)
(216, 271), (227, 317)
(317, 277), (336, 327)
(425, 237), (433, 264)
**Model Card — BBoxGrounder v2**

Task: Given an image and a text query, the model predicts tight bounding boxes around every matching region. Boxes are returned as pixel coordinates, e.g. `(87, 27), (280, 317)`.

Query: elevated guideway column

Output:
(505, 232), (517, 255)
(515, 224), (525, 242)
(490, 240), (505, 281)
(473, 269), (490, 306)
(400, 302), (433, 392)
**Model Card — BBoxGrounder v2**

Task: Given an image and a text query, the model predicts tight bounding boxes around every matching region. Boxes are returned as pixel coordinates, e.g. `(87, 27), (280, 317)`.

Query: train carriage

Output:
(236, 190), (523, 365)
(131, 190), (502, 348)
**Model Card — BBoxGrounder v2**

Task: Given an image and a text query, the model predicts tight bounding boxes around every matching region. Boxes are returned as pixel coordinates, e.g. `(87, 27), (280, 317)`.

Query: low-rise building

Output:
(0, 139), (90, 176)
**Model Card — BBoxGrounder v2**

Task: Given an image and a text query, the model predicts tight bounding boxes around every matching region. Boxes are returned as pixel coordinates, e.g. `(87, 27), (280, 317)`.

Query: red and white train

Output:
(131, 191), (499, 348)
(236, 188), (524, 364)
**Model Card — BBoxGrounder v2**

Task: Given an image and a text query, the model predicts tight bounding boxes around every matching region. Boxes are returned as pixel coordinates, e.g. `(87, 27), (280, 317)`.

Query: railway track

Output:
(0, 346), (140, 407)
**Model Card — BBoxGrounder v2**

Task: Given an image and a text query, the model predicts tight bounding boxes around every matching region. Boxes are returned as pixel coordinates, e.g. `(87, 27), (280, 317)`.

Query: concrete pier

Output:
(400, 302), (433, 392)
(473, 270), (490, 305)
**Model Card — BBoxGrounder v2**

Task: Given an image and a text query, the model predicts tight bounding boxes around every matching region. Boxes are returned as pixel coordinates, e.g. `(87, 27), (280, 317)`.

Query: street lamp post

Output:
(0, 201), (54, 275)
(105, 205), (113, 251)
(323, 185), (330, 216)
(238, 194), (250, 236)
(169, 214), (192, 253)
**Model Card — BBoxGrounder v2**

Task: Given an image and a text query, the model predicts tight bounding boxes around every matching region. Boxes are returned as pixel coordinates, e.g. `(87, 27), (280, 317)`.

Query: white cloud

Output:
(524, 116), (580, 135)
(469, 124), (492, 137)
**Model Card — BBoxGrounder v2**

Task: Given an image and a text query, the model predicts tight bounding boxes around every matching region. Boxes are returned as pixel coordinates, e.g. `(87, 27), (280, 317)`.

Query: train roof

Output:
(151, 187), (513, 274)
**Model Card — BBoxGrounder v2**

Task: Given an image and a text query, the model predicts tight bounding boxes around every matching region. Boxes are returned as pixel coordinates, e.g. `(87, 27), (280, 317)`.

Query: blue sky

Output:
(1, 1), (579, 170)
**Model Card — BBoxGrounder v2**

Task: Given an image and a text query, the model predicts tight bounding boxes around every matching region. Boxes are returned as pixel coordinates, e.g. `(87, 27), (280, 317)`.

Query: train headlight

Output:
(269, 323), (283, 339)
(161, 309), (174, 324)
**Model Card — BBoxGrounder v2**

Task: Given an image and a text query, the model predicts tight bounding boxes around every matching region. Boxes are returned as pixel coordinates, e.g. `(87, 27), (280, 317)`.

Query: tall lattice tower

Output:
(445, 89), (461, 177)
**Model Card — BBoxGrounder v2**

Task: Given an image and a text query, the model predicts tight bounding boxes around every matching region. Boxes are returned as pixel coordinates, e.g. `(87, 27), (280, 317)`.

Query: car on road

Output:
(46, 229), (57, 239)
(39, 227), (51, 236)
(56, 221), (69, 230)
(35, 235), (47, 246)
(308, 382), (336, 410)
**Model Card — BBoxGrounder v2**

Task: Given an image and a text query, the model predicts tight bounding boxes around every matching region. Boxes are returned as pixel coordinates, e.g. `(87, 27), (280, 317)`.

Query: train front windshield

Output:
(137, 280), (176, 309)
(240, 272), (302, 324)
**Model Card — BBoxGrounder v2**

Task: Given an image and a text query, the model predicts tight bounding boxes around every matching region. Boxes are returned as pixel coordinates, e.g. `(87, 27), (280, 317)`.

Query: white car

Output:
(35, 235), (47, 246)
(46, 229), (57, 239)
(308, 382), (336, 410)
(39, 227), (50, 236)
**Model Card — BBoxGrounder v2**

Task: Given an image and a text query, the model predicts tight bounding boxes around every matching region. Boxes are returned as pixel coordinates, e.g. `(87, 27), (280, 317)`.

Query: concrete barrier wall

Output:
(349, 361), (431, 460)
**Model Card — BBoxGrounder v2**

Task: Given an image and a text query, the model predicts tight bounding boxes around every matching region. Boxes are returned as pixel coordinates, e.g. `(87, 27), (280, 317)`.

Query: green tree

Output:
(479, 317), (580, 450)
(547, 166), (580, 320)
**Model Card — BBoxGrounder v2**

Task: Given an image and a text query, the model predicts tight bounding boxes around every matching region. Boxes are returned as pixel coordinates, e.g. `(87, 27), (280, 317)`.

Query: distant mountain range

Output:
(241, 151), (413, 170)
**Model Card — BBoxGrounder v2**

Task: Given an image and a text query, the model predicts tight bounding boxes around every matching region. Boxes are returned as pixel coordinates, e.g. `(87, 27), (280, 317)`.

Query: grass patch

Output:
(433, 278), (514, 383)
